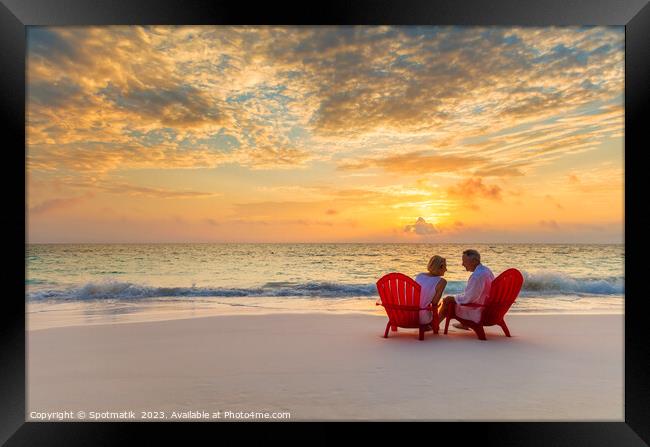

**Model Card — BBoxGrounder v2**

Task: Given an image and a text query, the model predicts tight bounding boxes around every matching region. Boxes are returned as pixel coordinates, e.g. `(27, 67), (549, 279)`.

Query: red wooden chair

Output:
(444, 268), (524, 341)
(375, 272), (439, 341)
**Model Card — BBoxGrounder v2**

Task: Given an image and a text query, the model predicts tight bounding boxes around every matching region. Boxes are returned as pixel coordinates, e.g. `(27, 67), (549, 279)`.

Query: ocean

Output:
(26, 243), (624, 327)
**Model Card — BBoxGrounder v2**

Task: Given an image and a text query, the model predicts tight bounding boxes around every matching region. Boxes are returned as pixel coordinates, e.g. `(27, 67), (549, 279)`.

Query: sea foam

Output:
(27, 270), (624, 301)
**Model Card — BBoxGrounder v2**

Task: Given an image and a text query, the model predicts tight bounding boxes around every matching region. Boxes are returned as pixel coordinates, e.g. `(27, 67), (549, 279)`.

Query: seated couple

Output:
(415, 249), (494, 331)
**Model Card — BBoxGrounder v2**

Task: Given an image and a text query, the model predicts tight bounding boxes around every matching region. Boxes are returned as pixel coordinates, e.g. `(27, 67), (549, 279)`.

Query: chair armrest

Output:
(457, 302), (485, 308)
(379, 303), (430, 311)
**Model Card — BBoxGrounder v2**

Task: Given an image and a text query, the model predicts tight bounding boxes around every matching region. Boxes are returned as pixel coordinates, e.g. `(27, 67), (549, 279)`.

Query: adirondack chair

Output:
(444, 268), (524, 340)
(376, 272), (439, 341)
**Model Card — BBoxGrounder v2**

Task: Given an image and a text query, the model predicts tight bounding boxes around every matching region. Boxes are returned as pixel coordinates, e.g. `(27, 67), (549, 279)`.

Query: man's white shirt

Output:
(453, 264), (495, 323)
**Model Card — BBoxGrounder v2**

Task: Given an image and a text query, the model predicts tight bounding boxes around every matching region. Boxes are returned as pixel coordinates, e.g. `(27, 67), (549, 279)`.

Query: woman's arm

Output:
(431, 278), (447, 306)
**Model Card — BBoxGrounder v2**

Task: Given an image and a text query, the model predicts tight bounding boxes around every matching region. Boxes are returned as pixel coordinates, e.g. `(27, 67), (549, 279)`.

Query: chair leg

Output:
(444, 305), (454, 335)
(498, 319), (511, 337)
(470, 323), (487, 341)
(384, 321), (391, 338)
(419, 326), (425, 341)
(432, 312), (439, 334)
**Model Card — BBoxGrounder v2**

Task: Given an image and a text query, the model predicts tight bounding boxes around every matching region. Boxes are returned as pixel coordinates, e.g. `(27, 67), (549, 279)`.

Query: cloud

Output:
(27, 141), (232, 173)
(404, 217), (439, 235)
(473, 164), (526, 177)
(27, 26), (624, 177)
(338, 151), (486, 174)
(447, 178), (502, 201)
(28, 174), (219, 202)
(28, 78), (89, 109)
(397, 220), (622, 244)
(94, 183), (219, 199)
(29, 195), (90, 215)
(99, 81), (225, 127)
(296, 26), (623, 138)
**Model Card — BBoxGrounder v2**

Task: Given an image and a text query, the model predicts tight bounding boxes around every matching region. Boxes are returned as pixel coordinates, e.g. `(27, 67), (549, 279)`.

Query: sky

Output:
(26, 26), (624, 243)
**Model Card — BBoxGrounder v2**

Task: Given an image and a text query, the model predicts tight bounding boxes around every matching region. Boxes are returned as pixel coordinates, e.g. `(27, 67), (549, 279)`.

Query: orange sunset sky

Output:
(27, 26), (624, 243)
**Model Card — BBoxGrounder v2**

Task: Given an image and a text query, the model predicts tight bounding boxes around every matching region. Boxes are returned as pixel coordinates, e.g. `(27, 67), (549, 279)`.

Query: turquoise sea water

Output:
(26, 243), (624, 322)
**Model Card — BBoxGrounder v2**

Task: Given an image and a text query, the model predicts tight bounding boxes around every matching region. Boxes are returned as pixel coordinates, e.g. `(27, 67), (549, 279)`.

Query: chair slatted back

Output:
(376, 273), (422, 328)
(480, 268), (524, 325)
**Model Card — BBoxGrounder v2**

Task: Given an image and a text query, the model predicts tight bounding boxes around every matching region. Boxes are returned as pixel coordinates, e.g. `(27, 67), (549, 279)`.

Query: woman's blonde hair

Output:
(427, 255), (446, 275)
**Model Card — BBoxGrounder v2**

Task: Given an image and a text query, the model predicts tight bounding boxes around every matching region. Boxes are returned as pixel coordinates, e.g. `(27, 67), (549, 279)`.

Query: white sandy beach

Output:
(27, 312), (623, 421)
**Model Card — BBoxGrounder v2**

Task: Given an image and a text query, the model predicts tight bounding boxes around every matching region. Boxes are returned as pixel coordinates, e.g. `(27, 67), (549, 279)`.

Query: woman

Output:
(415, 255), (448, 329)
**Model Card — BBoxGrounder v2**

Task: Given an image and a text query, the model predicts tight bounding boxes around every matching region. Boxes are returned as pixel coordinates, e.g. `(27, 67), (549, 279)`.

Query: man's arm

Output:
(454, 271), (485, 305)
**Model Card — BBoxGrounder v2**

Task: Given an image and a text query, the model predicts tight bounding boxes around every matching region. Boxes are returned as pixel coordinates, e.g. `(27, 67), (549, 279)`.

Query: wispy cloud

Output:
(338, 151), (487, 174)
(29, 194), (92, 215)
(447, 178), (502, 201)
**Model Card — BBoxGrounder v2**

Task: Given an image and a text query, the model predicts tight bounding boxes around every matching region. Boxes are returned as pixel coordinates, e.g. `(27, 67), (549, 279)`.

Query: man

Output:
(438, 249), (494, 330)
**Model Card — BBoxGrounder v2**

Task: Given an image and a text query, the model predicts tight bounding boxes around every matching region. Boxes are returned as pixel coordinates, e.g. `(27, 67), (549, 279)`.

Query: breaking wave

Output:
(27, 270), (623, 301)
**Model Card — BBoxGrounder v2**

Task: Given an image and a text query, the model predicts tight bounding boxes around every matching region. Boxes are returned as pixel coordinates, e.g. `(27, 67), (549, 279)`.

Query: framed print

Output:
(1, 0), (649, 444)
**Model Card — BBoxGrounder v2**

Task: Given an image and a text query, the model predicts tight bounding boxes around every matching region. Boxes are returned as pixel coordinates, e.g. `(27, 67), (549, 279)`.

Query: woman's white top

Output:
(415, 273), (444, 324)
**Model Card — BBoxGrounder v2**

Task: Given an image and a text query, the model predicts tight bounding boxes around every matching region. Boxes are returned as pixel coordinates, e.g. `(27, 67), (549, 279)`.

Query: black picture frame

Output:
(2, 0), (648, 444)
